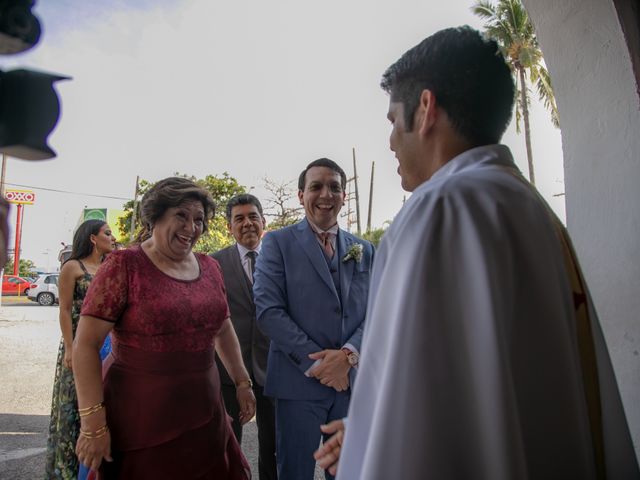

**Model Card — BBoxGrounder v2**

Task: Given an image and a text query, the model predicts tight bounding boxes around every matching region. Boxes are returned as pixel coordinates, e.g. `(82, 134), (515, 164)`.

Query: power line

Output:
(4, 182), (132, 201)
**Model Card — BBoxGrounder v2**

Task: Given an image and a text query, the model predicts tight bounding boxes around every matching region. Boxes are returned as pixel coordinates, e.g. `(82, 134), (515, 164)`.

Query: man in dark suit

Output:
(212, 193), (276, 480)
(253, 158), (374, 480)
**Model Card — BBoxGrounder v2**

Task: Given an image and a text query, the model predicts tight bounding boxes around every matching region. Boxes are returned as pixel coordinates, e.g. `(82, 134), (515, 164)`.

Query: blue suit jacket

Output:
(253, 218), (374, 400)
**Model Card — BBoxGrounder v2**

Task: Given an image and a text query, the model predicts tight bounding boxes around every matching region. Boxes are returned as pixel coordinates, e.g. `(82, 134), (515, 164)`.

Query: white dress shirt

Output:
(236, 241), (262, 283)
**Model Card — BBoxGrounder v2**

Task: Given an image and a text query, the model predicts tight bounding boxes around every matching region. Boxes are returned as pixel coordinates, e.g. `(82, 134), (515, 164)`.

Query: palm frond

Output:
(472, 0), (559, 131)
(471, 1), (498, 20)
(472, 1), (516, 47)
(532, 65), (560, 128)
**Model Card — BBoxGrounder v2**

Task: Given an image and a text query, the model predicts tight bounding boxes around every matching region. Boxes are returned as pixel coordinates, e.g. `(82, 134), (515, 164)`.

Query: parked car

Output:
(27, 274), (59, 306)
(2, 275), (31, 296)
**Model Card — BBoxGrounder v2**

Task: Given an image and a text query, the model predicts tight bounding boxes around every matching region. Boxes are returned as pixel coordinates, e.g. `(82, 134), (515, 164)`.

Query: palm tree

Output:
(472, 0), (559, 185)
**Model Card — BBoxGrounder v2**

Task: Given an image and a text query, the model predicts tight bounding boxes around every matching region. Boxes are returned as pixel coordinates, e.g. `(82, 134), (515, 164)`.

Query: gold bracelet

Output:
(78, 402), (104, 418)
(78, 401), (104, 415)
(80, 424), (109, 439)
(235, 379), (253, 389)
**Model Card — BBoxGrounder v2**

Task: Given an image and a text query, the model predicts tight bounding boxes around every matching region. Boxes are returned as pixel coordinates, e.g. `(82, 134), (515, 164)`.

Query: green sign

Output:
(83, 208), (107, 221)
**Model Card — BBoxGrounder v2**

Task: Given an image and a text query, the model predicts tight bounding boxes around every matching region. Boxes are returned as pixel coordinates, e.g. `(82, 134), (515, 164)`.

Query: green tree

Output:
(357, 224), (389, 248)
(117, 178), (154, 240)
(118, 173), (247, 253)
(472, 0), (559, 185)
(4, 258), (38, 278)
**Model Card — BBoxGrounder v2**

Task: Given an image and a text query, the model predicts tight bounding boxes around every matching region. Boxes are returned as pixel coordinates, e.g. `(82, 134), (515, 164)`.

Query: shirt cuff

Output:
(342, 343), (359, 356)
(304, 358), (322, 377)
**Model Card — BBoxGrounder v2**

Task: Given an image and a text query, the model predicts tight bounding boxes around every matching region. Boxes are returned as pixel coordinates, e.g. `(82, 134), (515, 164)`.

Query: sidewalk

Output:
(0, 295), (33, 307)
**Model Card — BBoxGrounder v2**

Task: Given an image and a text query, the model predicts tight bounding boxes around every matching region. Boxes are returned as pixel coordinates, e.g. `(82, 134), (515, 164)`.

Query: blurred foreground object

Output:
(0, 1), (70, 160)
(0, 0), (41, 54)
(0, 68), (69, 160)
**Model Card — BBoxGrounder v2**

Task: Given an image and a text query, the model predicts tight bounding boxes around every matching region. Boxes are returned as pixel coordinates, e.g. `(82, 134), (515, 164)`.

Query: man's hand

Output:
(308, 349), (351, 391)
(314, 419), (345, 476)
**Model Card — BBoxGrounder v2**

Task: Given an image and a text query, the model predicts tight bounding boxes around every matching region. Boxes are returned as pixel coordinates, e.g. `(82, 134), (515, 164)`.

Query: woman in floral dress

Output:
(44, 219), (116, 479)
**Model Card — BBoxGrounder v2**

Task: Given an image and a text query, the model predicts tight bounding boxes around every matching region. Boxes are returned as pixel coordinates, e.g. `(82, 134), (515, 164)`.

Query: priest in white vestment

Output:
(315, 26), (639, 479)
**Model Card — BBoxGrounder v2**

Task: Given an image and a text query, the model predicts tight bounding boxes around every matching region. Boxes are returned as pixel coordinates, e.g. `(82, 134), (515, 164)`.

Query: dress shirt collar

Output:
(307, 219), (339, 237)
(236, 241), (262, 259)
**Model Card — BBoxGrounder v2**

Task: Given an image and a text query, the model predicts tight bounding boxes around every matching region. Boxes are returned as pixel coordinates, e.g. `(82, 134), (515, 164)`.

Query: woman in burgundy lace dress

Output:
(72, 177), (254, 479)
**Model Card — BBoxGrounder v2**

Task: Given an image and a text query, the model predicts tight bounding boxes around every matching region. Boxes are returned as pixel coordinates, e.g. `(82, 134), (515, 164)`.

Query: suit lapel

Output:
(293, 219), (338, 296)
(338, 230), (355, 307)
(229, 245), (254, 304)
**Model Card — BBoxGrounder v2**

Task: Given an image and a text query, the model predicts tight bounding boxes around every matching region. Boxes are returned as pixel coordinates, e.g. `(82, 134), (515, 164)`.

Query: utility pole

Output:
(366, 161), (375, 233)
(12, 204), (24, 276)
(129, 175), (140, 242)
(352, 148), (361, 235)
(0, 154), (7, 196)
(342, 175), (357, 233)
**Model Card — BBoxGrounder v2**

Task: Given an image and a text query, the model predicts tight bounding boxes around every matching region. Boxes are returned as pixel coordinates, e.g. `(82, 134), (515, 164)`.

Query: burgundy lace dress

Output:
(81, 246), (250, 480)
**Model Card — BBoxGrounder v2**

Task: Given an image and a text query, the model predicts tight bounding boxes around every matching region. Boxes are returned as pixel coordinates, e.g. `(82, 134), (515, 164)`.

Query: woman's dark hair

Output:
(135, 177), (216, 242)
(67, 219), (107, 263)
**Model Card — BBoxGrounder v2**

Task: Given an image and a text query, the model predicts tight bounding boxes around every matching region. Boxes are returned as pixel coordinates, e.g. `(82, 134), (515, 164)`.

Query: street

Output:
(0, 304), (325, 479)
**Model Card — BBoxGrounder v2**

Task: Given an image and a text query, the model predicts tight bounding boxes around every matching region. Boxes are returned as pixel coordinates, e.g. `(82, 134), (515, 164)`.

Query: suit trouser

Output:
(221, 381), (278, 480)
(274, 391), (350, 480)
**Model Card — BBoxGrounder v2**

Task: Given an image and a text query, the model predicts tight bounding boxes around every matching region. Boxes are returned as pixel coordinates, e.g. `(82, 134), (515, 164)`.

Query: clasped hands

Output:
(308, 349), (351, 392)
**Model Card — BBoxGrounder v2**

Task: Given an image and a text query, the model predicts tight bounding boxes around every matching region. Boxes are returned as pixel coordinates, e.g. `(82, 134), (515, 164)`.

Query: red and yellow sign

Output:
(5, 190), (36, 205)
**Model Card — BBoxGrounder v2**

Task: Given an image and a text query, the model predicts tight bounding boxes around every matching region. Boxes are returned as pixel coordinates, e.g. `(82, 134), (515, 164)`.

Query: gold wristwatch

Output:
(342, 348), (359, 368)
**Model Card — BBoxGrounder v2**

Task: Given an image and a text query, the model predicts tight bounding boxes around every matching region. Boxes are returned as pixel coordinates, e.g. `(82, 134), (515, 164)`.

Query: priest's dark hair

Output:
(298, 158), (347, 191)
(225, 193), (264, 223)
(380, 26), (515, 146)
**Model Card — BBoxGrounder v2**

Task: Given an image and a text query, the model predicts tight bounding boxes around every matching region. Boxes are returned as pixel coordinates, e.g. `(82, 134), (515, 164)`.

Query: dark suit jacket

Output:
(212, 244), (270, 387)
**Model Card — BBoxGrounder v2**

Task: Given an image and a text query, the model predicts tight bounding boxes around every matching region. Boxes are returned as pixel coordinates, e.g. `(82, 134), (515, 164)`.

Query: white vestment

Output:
(337, 145), (638, 480)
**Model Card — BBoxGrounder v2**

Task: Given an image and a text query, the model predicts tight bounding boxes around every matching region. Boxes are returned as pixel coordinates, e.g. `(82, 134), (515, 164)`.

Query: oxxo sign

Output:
(5, 190), (36, 205)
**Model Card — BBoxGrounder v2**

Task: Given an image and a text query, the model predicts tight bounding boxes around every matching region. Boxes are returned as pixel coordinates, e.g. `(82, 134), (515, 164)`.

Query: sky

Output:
(2, 0), (564, 271)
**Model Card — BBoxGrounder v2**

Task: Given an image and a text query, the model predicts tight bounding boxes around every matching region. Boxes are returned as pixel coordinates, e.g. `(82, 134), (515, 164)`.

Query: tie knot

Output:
(246, 251), (257, 260)
(317, 232), (335, 258)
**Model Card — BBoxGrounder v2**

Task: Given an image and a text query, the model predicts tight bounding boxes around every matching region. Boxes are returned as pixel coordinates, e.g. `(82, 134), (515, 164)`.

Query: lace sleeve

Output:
(81, 250), (129, 323)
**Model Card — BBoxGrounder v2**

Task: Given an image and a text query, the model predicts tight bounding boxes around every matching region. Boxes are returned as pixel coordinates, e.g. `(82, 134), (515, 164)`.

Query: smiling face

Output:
(151, 199), (205, 260)
(228, 203), (265, 250)
(387, 100), (425, 192)
(298, 166), (345, 230)
(91, 224), (116, 255)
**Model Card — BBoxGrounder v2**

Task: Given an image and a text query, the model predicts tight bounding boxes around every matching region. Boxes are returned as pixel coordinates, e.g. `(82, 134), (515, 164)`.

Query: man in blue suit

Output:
(254, 158), (374, 480)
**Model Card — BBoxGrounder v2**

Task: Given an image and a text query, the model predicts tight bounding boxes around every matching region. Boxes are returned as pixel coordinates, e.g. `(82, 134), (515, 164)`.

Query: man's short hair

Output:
(226, 193), (264, 222)
(298, 158), (347, 191)
(380, 26), (515, 146)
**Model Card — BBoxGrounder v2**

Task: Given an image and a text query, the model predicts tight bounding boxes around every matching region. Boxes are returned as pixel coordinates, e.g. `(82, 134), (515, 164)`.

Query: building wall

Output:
(524, 0), (640, 454)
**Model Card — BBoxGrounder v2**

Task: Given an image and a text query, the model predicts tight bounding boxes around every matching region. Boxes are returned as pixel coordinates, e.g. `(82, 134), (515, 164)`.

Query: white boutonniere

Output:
(342, 243), (364, 263)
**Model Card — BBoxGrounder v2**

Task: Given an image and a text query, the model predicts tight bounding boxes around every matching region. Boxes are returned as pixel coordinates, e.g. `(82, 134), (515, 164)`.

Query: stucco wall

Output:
(523, 0), (640, 455)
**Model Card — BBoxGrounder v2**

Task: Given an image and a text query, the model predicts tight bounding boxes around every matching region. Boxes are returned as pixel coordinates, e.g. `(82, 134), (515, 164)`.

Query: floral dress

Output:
(44, 261), (96, 479)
